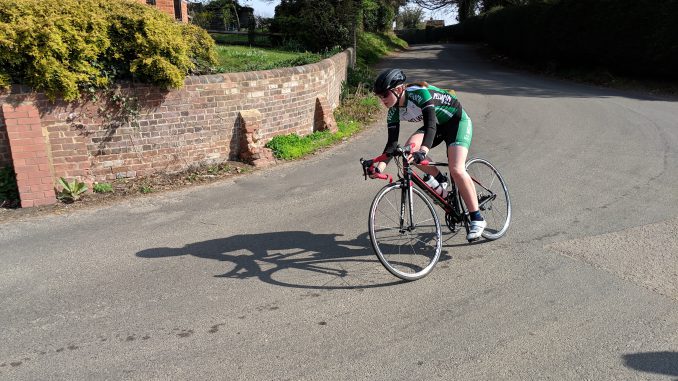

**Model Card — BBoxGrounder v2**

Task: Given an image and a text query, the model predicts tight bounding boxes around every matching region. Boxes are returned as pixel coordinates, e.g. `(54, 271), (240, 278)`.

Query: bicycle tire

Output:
(465, 158), (511, 240)
(368, 183), (442, 280)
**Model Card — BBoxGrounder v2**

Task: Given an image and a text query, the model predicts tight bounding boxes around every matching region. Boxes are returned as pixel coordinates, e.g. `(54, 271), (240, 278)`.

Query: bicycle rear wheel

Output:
(368, 183), (442, 281)
(466, 158), (511, 240)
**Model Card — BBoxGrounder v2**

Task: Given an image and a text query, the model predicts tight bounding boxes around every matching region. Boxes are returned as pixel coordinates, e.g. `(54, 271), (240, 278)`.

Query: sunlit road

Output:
(1, 44), (677, 379)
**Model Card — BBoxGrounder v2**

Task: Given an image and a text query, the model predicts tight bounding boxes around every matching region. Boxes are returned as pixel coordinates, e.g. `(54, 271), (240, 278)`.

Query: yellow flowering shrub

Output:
(0, 0), (217, 100)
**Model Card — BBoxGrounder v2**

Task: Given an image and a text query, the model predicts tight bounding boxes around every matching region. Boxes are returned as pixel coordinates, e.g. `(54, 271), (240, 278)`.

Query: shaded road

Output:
(1, 44), (677, 379)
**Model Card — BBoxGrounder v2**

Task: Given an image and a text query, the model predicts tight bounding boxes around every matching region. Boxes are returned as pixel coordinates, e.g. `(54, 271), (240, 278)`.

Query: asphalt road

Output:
(1, 44), (677, 380)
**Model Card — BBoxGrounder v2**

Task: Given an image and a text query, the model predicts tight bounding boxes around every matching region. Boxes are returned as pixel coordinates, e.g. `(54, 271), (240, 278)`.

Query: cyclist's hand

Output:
(368, 165), (382, 179)
(412, 150), (427, 164)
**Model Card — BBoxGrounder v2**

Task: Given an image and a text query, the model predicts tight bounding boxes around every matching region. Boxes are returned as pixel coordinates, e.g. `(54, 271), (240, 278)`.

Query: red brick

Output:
(35, 183), (55, 192)
(18, 117), (41, 126)
(7, 131), (38, 141)
(2, 118), (18, 127)
(6, 111), (30, 119)
(34, 197), (56, 206)
(7, 124), (32, 133)
(11, 151), (37, 159)
(19, 189), (38, 198)
(33, 156), (50, 165)
(25, 176), (44, 186)
(19, 164), (39, 173)
(17, 181), (33, 193)
(11, 105), (35, 113)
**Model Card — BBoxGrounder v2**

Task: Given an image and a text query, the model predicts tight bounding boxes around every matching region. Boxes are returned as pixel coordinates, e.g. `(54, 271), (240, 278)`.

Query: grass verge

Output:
(357, 32), (408, 66)
(213, 45), (326, 73)
(265, 32), (408, 160)
(266, 95), (381, 160)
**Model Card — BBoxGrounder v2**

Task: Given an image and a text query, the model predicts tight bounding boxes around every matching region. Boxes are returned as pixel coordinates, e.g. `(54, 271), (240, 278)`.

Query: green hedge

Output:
(0, 0), (217, 101)
(400, 0), (678, 79)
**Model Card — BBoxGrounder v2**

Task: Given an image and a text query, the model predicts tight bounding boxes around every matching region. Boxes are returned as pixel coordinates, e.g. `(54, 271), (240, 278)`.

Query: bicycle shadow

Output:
(136, 231), (434, 289)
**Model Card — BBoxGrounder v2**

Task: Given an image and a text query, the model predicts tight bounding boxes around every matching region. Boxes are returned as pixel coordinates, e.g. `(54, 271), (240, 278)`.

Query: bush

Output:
(361, 0), (396, 33)
(447, 0), (678, 79)
(483, 3), (550, 61)
(0, 0), (217, 100)
(271, 0), (358, 52)
(399, 1), (678, 80)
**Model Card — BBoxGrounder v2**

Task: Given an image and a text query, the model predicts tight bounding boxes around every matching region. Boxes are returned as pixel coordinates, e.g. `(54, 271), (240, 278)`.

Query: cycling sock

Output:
(470, 210), (484, 221)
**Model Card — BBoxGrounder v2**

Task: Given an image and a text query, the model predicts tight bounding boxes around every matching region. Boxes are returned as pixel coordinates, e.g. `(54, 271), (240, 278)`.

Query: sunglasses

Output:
(376, 91), (392, 99)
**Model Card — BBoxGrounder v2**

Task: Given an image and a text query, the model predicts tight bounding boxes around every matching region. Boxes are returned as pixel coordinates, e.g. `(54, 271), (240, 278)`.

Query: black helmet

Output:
(373, 68), (406, 94)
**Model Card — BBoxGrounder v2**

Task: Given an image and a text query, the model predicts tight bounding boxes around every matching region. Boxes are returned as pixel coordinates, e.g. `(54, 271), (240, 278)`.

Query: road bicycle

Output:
(360, 143), (511, 281)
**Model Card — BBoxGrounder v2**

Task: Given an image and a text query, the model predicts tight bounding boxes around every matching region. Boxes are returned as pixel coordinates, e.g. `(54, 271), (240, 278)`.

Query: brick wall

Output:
(0, 49), (353, 206)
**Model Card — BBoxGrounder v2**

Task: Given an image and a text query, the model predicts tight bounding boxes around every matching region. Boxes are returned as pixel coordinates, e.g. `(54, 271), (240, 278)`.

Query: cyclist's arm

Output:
(374, 121), (398, 172)
(419, 100), (438, 152)
(406, 87), (438, 152)
(376, 107), (400, 169)
(383, 121), (400, 156)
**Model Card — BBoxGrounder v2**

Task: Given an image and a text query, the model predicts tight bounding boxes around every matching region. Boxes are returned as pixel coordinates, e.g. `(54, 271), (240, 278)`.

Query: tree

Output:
(188, 0), (244, 30)
(270, 0), (363, 51)
(410, 0), (478, 21)
(363, 0), (392, 32)
(409, 0), (542, 22)
(255, 16), (273, 31)
(397, 5), (425, 29)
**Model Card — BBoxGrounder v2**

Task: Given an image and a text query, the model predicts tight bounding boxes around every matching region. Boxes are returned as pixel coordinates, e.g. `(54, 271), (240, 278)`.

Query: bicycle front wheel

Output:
(466, 158), (511, 240)
(368, 183), (442, 281)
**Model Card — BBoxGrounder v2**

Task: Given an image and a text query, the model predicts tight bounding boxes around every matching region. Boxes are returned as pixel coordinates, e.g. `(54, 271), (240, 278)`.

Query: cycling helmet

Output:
(373, 68), (406, 95)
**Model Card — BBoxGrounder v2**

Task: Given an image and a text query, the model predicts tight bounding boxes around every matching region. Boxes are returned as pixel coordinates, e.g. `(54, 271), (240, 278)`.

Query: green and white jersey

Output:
(386, 84), (462, 126)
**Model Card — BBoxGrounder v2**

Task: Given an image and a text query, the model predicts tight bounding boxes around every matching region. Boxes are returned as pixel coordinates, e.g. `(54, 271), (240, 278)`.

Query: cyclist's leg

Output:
(407, 129), (443, 177)
(446, 110), (479, 212)
(448, 145), (479, 212)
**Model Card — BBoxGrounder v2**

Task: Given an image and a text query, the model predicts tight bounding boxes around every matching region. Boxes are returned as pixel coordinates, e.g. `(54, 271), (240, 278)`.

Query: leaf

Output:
(58, 177), (70, 191)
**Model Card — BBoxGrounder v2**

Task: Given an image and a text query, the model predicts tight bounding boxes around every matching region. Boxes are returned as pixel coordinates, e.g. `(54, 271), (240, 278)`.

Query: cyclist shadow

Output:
(622, 351), (678, 379)
(136, 231), (410, 289)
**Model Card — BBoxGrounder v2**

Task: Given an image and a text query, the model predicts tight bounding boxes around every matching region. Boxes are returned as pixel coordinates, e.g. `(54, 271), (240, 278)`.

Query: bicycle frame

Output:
(401, 157), (469, 231)
(361, 144), (469, 233)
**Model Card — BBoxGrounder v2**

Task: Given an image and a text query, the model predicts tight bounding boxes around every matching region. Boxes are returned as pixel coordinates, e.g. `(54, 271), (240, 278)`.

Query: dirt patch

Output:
(0, 161), (255, 224)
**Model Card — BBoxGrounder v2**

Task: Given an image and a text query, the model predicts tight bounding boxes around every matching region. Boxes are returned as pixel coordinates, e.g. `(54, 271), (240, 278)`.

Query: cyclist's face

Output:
(377, 89), (397, 108)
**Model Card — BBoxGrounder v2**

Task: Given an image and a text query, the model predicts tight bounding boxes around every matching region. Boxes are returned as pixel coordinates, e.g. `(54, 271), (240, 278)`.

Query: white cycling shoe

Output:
(467, 219), (487, 241)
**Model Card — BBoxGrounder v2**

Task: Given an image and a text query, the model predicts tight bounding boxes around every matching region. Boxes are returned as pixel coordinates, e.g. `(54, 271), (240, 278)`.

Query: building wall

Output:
(137, 0), (188, 22)
(0, 49), (354, 206)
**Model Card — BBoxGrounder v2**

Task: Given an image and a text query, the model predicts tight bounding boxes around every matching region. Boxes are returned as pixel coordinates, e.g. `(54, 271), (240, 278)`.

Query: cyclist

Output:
(368, 68), (486, 240)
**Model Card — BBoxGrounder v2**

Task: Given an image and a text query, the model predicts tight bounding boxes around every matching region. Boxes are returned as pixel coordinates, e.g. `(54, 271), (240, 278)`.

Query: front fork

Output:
(399, 183), (415, 232)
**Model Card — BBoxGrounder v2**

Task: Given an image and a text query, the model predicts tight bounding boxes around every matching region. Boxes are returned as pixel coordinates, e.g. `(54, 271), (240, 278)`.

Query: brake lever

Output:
(360, 158), (372, 180)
